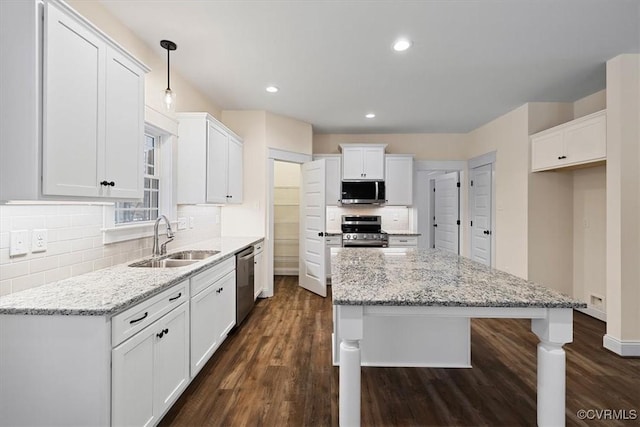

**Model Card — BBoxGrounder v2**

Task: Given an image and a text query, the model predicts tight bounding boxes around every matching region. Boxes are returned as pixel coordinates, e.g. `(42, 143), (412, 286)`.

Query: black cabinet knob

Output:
(433, 224), (438, 227)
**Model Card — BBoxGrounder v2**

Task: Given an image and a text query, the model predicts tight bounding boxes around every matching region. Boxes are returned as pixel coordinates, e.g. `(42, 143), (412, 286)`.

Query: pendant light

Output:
(160, 40), (177, 110)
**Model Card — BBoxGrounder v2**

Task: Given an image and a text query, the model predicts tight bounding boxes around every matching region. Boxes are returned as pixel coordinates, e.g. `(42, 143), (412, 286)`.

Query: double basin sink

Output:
(129, 250), (220, 268)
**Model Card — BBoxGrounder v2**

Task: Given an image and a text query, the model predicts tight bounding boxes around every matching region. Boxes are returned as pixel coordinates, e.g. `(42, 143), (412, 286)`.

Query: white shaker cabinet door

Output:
(531, 132), (564, 171)
(227, 135), (244, 204)
(385, 155), (413, 205)
(325, 156), (342, 205)
(254, 250), (264, 300)
(206, 122), (229, 204)
(190, 282), (219, 376)
(112, 323), (156, 427)
(43, 2), (104, 197)
(362, 146), (385, 180)
(564, 114), (606, 165)
(341, 147), (364, 180)
(154, 303), (190, 418)
(103, 47), (145, 199)
(216, 271), (237, 343)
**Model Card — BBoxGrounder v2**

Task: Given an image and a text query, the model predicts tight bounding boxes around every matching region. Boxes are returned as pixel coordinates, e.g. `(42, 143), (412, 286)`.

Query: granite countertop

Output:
(384, 231), (421, 236)
(331, 248), (585, 309)
(0, 236), (263, 317)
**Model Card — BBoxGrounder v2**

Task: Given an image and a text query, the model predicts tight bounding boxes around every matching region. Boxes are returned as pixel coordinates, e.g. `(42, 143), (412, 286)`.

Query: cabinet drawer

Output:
(388, 236), (418, 247)
(190, 257), (235, 297)
(326, 236), (342, 246)
(112, 281), (188, 347)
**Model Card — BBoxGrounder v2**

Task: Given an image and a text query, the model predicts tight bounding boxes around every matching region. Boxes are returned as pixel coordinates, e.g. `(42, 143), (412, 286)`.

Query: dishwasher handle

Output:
(236, 247), (254, 261)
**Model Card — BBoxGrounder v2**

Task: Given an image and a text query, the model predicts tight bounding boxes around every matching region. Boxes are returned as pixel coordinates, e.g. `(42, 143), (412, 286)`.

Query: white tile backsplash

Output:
(326, 206), (412, 232)
(0, 203), (223, 295)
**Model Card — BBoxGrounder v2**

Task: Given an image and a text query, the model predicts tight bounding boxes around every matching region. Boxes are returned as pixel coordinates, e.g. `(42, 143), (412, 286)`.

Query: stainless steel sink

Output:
(167, 250), (219, 260)
(129, 258), (199, 268)
(128, 249), (219, 268)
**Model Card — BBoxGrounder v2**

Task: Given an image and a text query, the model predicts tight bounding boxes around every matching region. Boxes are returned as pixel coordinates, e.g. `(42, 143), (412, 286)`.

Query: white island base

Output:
(335, 305), (573, 427)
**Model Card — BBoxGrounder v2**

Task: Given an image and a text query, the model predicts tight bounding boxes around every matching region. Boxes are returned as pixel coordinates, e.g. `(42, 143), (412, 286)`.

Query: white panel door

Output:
(104, 47), (144, 199)
(299, 159), (327, 297)
(434, 172), (459, 254)
(43, 2), (104, 197)
(206, 122), (228, 203)
(154, 303), (189, 417)
(470, 164), (493, 266)
(227, 136), (243, 204)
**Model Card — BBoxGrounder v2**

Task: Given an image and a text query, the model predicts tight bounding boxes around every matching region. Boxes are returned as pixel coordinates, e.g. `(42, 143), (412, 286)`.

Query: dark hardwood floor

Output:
(160, 276), (640, 427)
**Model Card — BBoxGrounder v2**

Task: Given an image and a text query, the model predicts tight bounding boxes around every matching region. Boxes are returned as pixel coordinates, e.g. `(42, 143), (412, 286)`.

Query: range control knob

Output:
(346, 235), (351, 239)
(353, 235), (358, 240)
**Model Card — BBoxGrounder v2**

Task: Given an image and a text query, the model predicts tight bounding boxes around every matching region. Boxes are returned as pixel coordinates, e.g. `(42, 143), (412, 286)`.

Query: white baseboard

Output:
(603, 334), (640, 357)
(274, 268), (298, 276)
(576, 306), (606, 322)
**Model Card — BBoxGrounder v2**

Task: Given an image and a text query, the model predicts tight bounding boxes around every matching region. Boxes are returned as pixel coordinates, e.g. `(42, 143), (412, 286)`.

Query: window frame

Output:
(102, 121), (177, 244)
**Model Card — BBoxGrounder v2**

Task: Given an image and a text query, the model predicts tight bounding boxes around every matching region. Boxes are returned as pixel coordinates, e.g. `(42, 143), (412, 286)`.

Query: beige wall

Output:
(313, 133), (467, 160)
(67, 0), (221, 119)
(220, 111), (267, 237)
(606, 54), (640, 343)
(466, 105), (530, 278)
(573, 166), (607, 311)
(526, 103), (575, 294)
(266, 112), (313, 155)
(574, 89), (606, 119)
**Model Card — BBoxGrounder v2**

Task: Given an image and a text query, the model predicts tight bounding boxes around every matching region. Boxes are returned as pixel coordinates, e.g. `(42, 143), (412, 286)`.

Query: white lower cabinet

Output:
(112, 302), (190, 427)
(388, 235), (419, 248)
(325, 235), (342, 280)
(190, 258), (237, 377)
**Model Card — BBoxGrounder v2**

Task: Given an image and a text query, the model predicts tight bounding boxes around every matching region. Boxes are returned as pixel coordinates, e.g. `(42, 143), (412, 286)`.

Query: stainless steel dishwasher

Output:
(235, 246), (255, 326)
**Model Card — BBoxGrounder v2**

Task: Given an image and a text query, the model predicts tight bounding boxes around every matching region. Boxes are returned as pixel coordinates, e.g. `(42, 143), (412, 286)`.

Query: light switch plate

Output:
(32, 229), (47, 253)
(177, 217), (187, 230)
(10, 230), (28, 256)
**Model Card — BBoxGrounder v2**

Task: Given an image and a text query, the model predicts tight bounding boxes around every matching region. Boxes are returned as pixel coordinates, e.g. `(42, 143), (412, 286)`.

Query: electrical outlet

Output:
(189, 217), (195, 228)
(32, 229), (48, 253)
(10, 230), (28, 256)
(177, 217), (188, 230)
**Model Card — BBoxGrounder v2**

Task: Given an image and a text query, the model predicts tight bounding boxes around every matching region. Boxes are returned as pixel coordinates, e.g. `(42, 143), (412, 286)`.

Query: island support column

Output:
(531, 308), (573, 427)
(337, 305), (364, 427)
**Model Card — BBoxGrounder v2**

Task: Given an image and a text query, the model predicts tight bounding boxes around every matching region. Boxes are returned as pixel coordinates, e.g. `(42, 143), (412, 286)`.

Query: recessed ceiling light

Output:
(365, 113), (376, 119)
(393, 38), (412, 52)
(266, 86), (279, 93)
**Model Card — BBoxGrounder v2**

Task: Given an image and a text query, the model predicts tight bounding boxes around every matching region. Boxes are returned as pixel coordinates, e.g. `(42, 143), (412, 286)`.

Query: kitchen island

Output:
(331, 248), (585, 427)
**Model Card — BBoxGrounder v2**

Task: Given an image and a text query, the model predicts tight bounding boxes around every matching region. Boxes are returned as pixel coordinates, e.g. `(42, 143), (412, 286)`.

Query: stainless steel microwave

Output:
(340, 181), (385, 205)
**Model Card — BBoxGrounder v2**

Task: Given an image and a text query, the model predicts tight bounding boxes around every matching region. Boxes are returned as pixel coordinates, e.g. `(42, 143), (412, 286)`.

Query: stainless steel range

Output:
(341, 215), (388, 247)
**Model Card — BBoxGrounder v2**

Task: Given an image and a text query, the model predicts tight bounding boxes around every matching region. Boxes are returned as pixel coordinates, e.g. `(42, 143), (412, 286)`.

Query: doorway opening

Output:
(273, 161), (301, 276)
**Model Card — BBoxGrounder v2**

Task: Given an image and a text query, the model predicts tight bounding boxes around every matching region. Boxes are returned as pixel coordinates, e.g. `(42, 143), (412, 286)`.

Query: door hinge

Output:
(470, 220), (473, 226)
(456, 220), (460, 225)
(470, 180), (474, 187)
(433, 188), (436, 192)
(456, 182), (460, 188)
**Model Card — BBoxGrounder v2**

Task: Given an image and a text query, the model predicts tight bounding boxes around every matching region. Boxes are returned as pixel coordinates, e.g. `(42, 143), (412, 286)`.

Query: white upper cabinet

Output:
(313, 154), (341, 205)
(177, 113), (244, 204)
(531, 110), (606, 172)
(340, 144), (386, 180)
(385, 155), (414, 205)
(0, 0), (148, 201)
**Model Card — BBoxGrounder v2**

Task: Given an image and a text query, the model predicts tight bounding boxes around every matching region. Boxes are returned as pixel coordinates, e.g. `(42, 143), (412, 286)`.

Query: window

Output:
(115, 133), (160, 224)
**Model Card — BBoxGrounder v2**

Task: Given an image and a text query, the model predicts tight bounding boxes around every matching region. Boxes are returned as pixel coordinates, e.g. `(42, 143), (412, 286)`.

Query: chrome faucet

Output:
(153, 215), (174, 256)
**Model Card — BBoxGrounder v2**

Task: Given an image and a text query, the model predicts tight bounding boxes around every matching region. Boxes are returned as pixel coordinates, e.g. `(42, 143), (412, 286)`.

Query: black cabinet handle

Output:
(433, 224), (438, 227)
(169, 292), (181, 302)
(318, 232), (325, 237)
(130, 312), (148, 324)
(483, 230), (492, 235)
(216, 287), (223, 293)
(100, 181), (115, 187)
(156, 328), (169, 339)
(557, 155), (567, 160)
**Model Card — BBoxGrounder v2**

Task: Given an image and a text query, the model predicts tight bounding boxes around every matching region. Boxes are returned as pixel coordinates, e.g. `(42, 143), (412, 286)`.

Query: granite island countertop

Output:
(331, 248), (585, 308)
(0, 236), (263, 317)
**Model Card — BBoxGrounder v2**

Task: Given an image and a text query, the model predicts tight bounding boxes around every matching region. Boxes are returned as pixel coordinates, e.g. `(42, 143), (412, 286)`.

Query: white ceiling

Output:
(99, 0), (639, 134)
